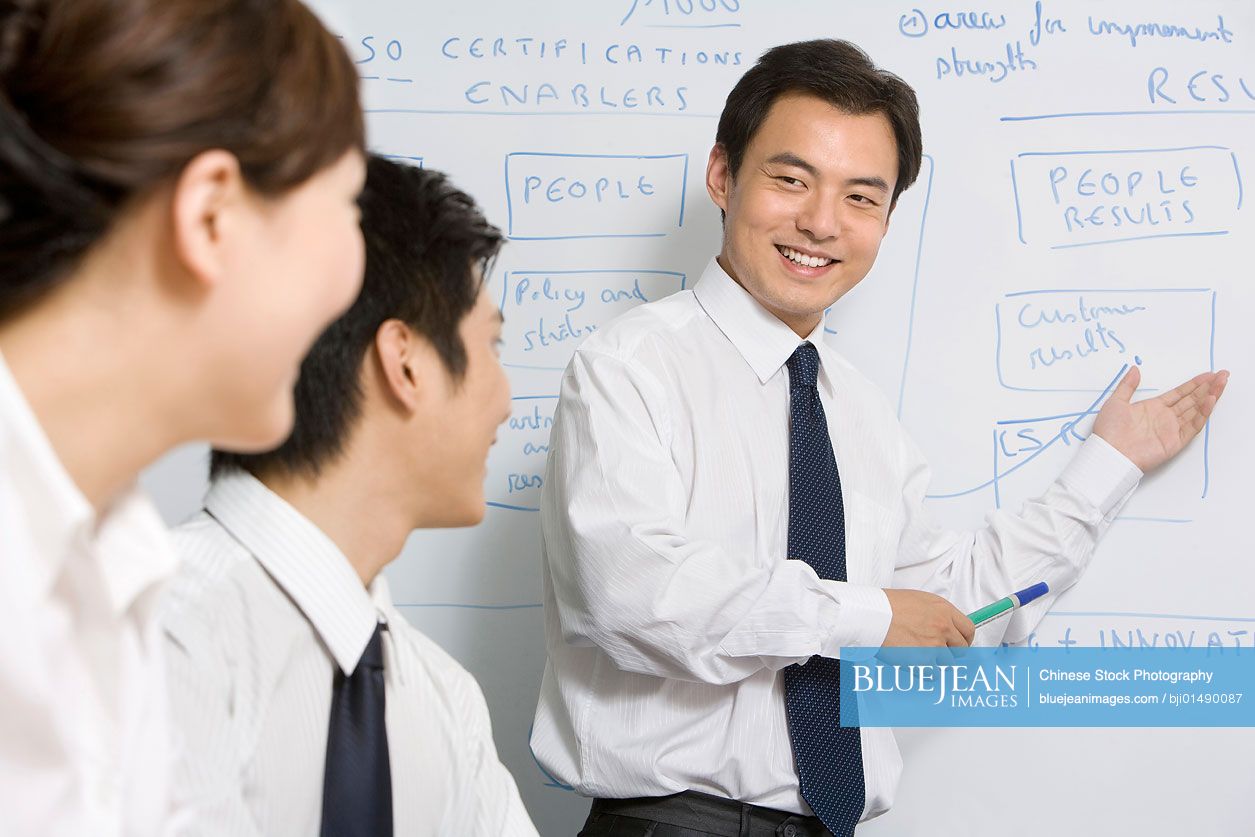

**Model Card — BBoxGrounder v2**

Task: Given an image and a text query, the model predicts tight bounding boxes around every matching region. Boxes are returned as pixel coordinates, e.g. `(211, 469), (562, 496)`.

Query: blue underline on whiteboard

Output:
(506, 268), (687, 277)
(929, 364), (1125, 499)
(504, 363), (565, 371)
(1049, 230), (1229, 249)
(995, 401), (1152, 425)
(366, 108), (719, 119)
(486, 501), (540, 512)
(1046, 611), (1255, 623)
(1014, 145), (1231, 157)
(1113, 516), (1193, 524)
(644, 23), (742, 28)
(507, 233), (667, 241)
(994, 385), (1157, 394)
(997, 410), (1091, 425)
(1004, 287), (1211, 296)
(1001, 109), (1255, 122)
(895, 154), (936, 418)
(395, 602), (543, 610)
(511, 394), (559, 401)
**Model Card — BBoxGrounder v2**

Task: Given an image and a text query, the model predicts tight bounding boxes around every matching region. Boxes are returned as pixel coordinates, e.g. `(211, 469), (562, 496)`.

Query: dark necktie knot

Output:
(355, 622), (387, 673)
(787, 342), (820, 391)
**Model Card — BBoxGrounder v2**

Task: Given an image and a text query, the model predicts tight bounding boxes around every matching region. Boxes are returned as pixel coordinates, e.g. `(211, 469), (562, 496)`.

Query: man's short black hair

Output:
(715, 39), (923, 206)
(210, 155), (503, 481)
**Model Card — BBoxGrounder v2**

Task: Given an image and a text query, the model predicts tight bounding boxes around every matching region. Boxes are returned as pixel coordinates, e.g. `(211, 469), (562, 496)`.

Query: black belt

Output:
(590, 790), (834, 837)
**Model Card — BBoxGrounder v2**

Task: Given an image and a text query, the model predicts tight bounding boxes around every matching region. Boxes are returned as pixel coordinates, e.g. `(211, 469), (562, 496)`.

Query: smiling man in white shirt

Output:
(161, 157), (538, 837)
(531, 39), (1229, 837)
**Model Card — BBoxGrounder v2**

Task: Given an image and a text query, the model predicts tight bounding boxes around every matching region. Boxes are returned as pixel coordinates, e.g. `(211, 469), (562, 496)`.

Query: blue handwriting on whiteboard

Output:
(515, 276), (586, 312)
(523, 315), (596, 352)
(935, 41), (1037, 83)
(1087, 15), (1234, 48)
(620, 0), (742, 28)
(523, 174), (655, 204)
(1017, 297), (1147, 329)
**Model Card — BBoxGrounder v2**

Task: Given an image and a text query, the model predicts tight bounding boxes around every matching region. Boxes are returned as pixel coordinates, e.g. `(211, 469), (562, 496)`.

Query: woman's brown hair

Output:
(0, 0), (365, 316)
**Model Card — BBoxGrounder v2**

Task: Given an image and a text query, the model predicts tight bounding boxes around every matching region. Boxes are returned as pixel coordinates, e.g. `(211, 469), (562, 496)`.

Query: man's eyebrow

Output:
(765, 152), (819, 178)
(493, 309), (505, 325)
(846, 175), (891, 194)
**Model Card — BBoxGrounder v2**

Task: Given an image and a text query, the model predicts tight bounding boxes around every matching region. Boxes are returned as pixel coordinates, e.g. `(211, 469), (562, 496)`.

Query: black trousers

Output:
(578, 791), (835, 837)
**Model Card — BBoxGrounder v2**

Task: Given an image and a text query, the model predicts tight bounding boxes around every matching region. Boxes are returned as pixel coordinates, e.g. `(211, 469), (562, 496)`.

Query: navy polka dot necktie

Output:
(783, 342), (865, 837)
(321, 621), (393, 837)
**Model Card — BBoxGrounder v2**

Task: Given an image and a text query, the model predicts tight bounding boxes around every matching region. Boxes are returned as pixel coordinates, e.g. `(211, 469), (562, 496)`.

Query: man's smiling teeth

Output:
(778, 246), (833, 268)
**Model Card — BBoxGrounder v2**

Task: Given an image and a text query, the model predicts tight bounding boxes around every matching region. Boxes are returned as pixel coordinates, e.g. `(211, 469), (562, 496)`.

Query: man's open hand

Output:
(1092, 366), (1229, 473)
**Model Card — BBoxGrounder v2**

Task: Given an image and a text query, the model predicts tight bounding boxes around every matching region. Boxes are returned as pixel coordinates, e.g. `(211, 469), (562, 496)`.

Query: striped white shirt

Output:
(0, 352), (178, 837)
(162, 473), (537, 836)
(531, 258), (1142, 821)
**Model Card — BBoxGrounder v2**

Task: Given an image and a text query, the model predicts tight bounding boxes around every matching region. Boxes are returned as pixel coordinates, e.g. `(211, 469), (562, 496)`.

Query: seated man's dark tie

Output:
(783, 342), (866, 837)
(321, 620), (393, 837)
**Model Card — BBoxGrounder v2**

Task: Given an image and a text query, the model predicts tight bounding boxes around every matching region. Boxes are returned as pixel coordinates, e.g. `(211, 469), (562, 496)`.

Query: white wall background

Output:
(142, 2), (1255, 833)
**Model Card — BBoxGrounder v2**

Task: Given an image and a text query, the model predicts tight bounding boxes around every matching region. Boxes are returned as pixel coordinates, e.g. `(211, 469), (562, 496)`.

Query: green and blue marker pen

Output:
(967, 582), (1050, 628)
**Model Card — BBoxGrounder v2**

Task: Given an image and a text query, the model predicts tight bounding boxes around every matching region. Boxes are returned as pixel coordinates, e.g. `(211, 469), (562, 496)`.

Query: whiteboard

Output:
(141, 1), (1255, 834)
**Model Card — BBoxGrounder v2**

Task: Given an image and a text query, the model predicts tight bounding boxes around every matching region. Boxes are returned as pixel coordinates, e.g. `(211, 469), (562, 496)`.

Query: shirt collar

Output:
(692, 257), (830, 385)
(0, 351), (175, 613)
(94, 487), (179, 620)
(0, 350), (93, 594)
(205, 471), (385, 675)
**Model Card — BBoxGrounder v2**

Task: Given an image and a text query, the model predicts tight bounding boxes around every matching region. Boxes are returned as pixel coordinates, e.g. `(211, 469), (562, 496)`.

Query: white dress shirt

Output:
(0, 352), (179, 837)
(162, 472), (538, 836)
(531, 258), (1142, 822)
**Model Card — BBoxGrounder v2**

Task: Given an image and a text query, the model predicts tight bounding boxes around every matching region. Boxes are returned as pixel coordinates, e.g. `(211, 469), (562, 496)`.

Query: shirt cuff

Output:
(817, 582), (893, 658)
(1058, 434), (1142, 516)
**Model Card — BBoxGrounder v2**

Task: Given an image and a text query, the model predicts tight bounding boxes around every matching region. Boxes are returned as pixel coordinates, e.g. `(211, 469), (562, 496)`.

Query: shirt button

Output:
(782, 825), (798, 837)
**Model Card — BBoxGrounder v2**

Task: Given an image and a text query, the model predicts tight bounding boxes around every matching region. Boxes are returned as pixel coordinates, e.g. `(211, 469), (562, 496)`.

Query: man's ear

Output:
(375, 319), (426, 412)
(705, 143), (732, 214)
(170, 149), (247, 290)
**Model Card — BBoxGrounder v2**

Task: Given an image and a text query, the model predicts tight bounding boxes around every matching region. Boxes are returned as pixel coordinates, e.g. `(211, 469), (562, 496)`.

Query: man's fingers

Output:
(1172, 372), (1228, 422)
(1160, 371), (1213, 408)
(1211, 370), (1231, 402)
(1170, 380), (1212, 416)
(1111, 364), (1140, 403)
(942, 613), (973, 648)
(954, 612), (975, 646)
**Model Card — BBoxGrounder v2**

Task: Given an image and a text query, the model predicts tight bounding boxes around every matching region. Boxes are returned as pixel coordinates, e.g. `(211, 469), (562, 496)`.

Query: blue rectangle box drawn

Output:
(1009, 146), (1242, 249)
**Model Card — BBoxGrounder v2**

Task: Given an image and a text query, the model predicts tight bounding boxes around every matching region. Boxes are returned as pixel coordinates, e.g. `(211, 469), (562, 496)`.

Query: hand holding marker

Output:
(967, 582), (1050, 628)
